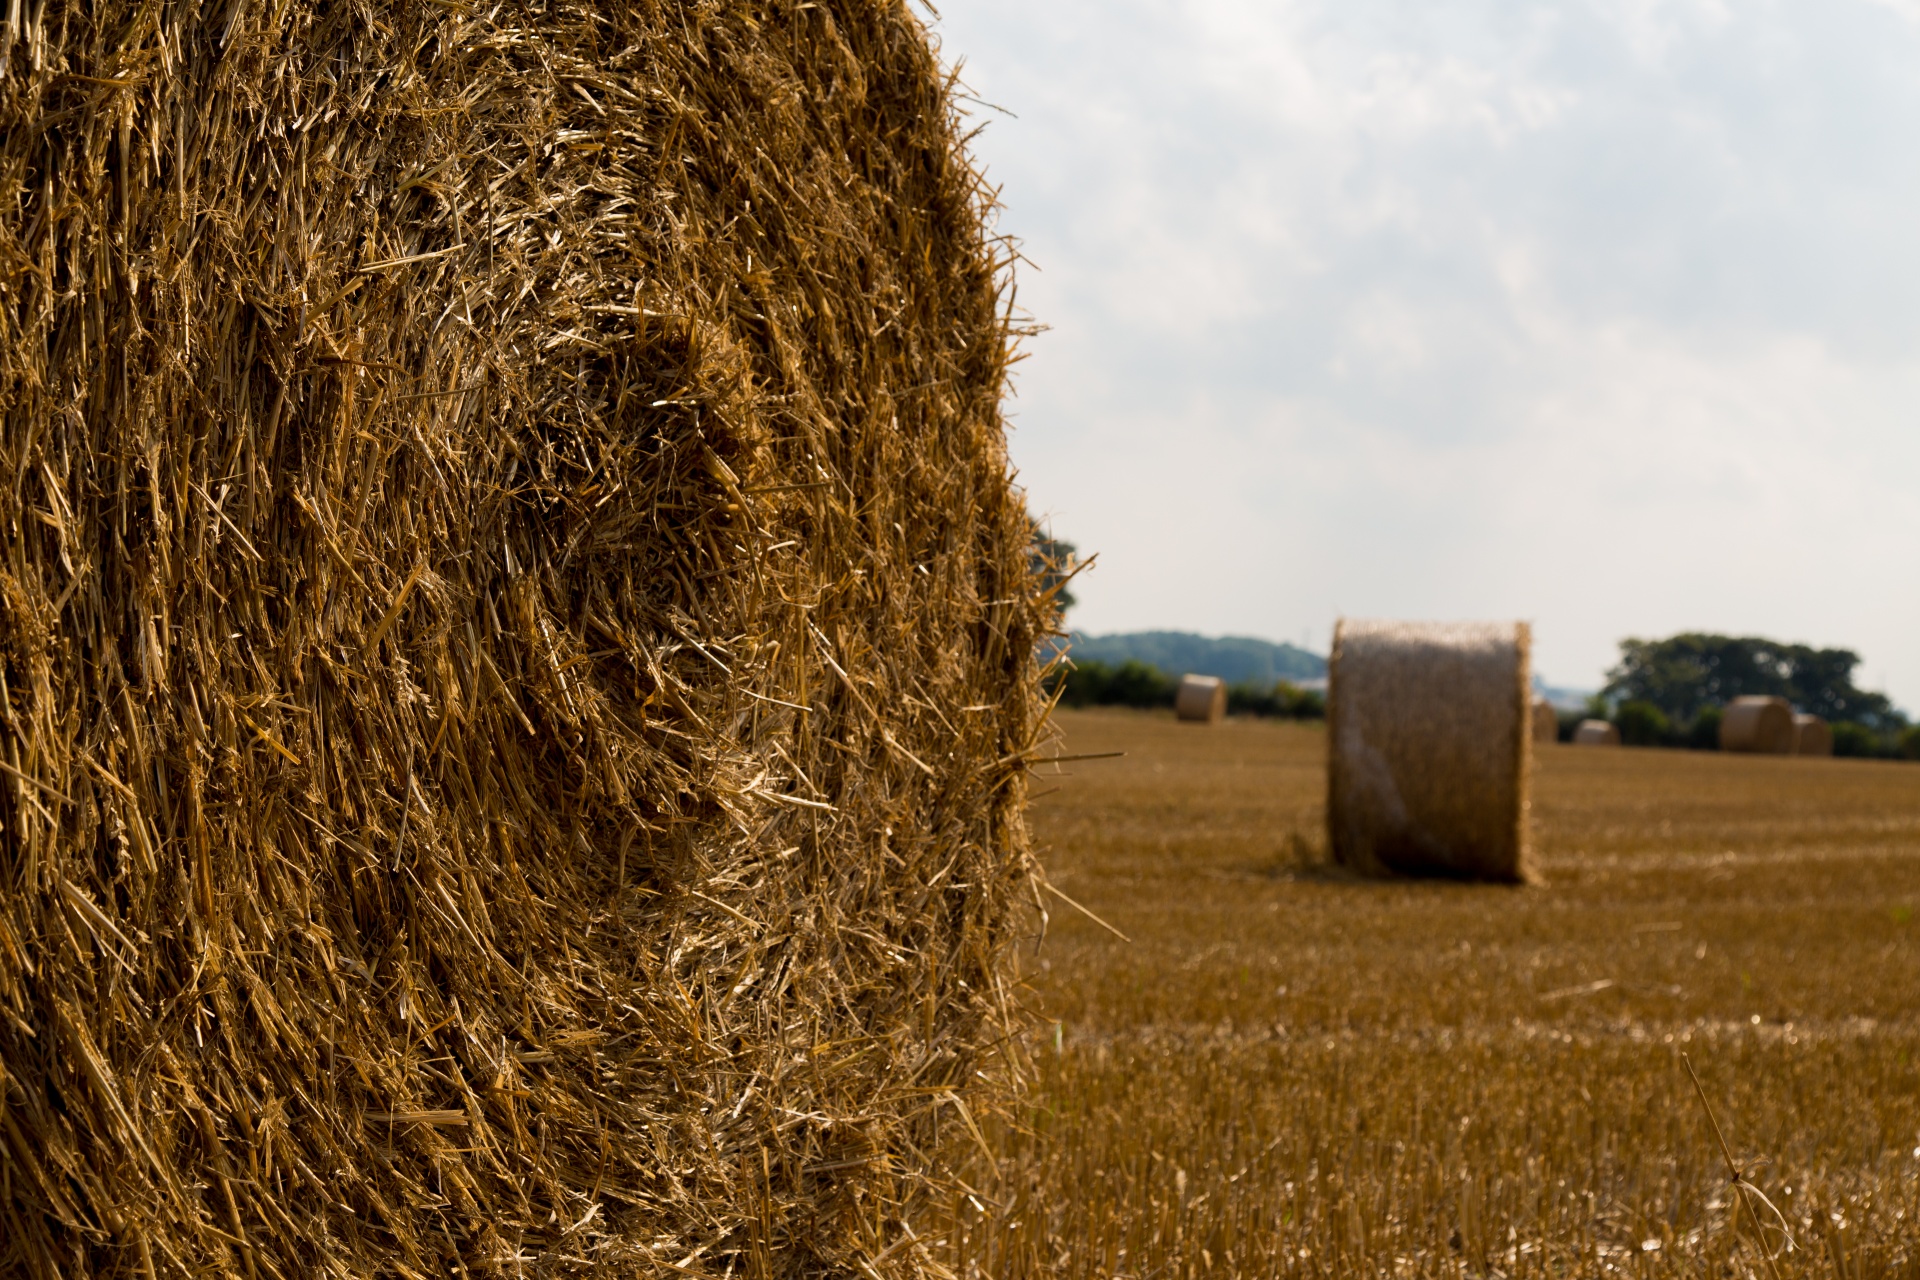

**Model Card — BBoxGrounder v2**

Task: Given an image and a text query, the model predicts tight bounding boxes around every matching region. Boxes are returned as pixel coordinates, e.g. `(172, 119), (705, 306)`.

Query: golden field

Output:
(954, 709), (1920, 1278)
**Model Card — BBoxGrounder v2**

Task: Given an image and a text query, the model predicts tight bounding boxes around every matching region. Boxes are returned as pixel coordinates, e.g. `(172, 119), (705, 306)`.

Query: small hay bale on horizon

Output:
(1326, 619), (1534, 883)
(1175, 673), (1227, 723)
(1793, 713), (1834, 757)
(1531, 697), (1559, 745)
(1572, 719), (1621, 747)
(1721, 695), (1796, 754)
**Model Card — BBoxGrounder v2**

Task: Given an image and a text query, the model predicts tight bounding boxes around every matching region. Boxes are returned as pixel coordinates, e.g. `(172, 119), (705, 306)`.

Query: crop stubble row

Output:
(954, 710), (1920, 1279)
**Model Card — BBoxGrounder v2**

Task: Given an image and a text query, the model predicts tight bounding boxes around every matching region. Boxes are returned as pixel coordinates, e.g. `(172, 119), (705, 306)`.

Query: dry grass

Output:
(954, 709), (1920, 1278)
(0, 4), (1043, 1275)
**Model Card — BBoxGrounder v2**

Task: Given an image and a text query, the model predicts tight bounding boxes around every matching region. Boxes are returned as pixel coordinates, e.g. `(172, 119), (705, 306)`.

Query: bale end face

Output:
(1175, 673), (1227, 723)
(0, 4), (1043, 1273)
(1792, 713), (1834, 757)
(1326, 619), (1534, 882)
(1572, 719), (1621, 747)
(1721, 696), (1796, 754)
(1531, 698), (1559, 745)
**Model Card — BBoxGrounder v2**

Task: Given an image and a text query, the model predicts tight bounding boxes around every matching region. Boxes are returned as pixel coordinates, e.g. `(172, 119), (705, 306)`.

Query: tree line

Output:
(1047, 659), (1327, 719)
(1589, 633), (1917, 759)
(1044, 632), (1916, 757)
(1026, 522), (1912, 756)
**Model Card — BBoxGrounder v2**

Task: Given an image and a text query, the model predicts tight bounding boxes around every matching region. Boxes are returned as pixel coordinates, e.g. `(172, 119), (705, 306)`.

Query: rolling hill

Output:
(1064, 631), (1326, 686)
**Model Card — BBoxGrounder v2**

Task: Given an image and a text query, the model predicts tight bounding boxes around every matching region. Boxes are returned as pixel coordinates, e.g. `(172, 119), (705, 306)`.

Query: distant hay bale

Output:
(1175, 673), (1227, 723)
(1720, 696), (1796, 754)
(1326, 619), (1534, 882)
(1572, 719), (1622, 746)
(1793, 713), (1834, 757)
(0, 4), (1046, 1276)
(1532, 697), (1560, 745)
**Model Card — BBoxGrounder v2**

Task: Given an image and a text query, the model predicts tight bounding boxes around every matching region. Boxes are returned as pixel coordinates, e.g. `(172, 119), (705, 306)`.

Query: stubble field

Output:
(953, 709), (1920, 1279)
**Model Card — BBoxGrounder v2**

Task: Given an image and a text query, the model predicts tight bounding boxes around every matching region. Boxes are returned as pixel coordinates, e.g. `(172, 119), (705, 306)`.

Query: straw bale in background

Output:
(0, 4), (1046, 1275)
(1326, 620), (1534, 882)
(1720, 696), (1796, 754)
(1793, 713), (1834, 757)
(1175, 673), (1227, 723)
(1572, 720), (1622, 747)
(1531, 697), (1559, 745)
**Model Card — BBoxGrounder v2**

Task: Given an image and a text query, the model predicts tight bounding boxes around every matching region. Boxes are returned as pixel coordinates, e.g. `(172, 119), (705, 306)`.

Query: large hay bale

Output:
(1531, 697), (1559, 745)
(1326, 620), (1533, 882)
(1720, 696), (1796, 754)
(0, 5), (1047, 1276)
(1572, 719), (1621, 746)
(1174, 673), (1227, 723)
(1793, 713), (1834, 757)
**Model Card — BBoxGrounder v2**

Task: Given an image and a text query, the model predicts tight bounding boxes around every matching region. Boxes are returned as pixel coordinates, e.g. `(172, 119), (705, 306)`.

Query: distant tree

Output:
(1682, 705), (1723, 751)
(1046, 663), (1327, 719)
(1831, 722), (1890, 759)
(1051, 659), (1175, 708)
(1613, 700), (1672, 747)
(1226, 680), (1326, 720)
(1601, 633), (1906, 731)
(1029, 525), (1081, 617)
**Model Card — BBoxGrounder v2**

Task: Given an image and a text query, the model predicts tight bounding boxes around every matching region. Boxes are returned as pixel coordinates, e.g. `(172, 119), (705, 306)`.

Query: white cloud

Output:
(942, 0), (1920, 705)
(1861, 0), (1920, 22)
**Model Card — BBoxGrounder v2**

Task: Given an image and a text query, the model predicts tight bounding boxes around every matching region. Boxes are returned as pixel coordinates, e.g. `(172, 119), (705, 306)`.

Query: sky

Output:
(928, 0), (1920, 706)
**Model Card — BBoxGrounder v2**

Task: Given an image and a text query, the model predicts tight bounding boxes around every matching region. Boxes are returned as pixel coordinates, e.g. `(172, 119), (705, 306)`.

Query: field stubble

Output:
(954, 710), (1920, 1278)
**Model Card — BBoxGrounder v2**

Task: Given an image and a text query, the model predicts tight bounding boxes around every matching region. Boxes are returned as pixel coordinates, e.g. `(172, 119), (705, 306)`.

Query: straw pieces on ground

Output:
(1326, 619), (1535, 882)
(0, 3), (1048, 1276)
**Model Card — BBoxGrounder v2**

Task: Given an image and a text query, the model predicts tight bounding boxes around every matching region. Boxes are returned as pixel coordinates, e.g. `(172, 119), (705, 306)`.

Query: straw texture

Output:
(1571, 720), (1621, 747)
(1326, 620), (1534, 882)
(1720, 696), (1795, 754)
(1174, 674), (1226, 724)
(1530, 698), (1558, 746)
(1792, 713), (1833, 757)
(0, 3), (1047, 1275)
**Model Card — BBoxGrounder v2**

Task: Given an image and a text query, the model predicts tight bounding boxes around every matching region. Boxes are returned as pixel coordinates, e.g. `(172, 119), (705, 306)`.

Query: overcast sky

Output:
(930, 0), (1920, 706)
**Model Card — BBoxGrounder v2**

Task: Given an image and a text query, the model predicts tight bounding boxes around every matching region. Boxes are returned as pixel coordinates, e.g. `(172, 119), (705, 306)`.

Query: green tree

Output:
(1602, 633), (1906, 731)
(1683, 705), (1722, 751)
(1613, 700), (1672, 747)
(1226, 680), (1326, 720)
(1052, 659), (1175, 708)
(1832, 722), (1890, 759)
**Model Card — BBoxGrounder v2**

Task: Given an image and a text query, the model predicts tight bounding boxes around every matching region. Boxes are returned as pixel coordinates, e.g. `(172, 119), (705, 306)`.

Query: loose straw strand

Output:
(1682, 1053), (1793, 1280)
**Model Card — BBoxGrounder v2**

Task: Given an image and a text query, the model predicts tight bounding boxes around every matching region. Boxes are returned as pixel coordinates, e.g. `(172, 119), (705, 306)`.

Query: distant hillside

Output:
(1066, 631), (1326, 685)
(1532, 676), (1595, 711)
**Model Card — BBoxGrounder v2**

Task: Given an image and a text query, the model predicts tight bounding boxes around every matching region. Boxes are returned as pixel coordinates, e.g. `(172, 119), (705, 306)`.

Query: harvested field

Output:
(956, 709), (1920, 1278)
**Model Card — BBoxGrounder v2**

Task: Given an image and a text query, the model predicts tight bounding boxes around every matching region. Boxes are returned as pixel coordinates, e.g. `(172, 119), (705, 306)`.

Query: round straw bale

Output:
(1720, 696), (1796, 754)
(0, 6), (1045, 1274)
(1326, 619), (1534, 882)
(1531, 697), (1559, 745)
(1175, 673), (1228, 723)
(1793, 713), (1834, 757)
(1572, 719), (1622, 746)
